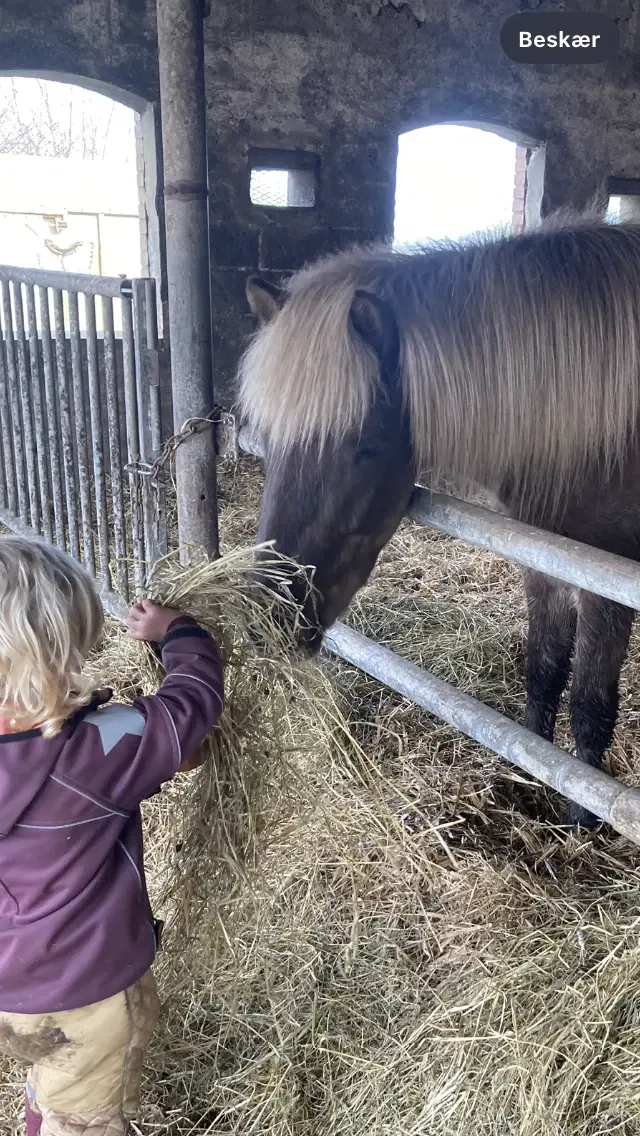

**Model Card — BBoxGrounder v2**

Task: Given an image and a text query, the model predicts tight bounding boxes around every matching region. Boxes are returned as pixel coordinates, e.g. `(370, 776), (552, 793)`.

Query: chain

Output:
(124, 409), (219, 491)
(124, 409), (222, 538)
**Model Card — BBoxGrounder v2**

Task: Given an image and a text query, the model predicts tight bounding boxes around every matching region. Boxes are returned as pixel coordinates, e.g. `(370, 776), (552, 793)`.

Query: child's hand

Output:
(126, 600), (184, 643)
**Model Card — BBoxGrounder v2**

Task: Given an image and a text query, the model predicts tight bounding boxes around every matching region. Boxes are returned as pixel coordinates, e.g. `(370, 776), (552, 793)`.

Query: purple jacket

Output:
(0, 618), (223, 1013)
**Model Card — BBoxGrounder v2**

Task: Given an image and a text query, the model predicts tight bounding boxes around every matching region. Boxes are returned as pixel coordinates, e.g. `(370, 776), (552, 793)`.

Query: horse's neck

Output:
(417, 470), (506, 511)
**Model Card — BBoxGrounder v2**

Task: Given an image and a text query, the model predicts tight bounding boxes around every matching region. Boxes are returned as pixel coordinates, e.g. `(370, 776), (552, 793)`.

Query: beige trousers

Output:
(0, 970), (161, 1136)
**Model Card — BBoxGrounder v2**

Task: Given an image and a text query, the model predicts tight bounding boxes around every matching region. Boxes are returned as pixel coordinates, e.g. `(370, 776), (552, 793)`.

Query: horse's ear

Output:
(349, 290), (399, 367)
(246, 275), (284, 323)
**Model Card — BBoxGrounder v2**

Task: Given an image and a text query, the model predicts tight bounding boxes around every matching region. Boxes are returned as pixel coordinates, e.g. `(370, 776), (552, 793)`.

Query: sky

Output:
(0, 76), (136, 165)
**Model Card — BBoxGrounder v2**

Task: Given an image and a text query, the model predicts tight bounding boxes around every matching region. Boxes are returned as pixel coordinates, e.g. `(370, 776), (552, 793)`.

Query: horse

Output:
(238, 212), (640, 829)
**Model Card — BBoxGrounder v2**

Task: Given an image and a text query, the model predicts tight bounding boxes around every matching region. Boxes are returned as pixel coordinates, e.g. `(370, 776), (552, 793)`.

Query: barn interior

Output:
(2, 2), (640, 1134)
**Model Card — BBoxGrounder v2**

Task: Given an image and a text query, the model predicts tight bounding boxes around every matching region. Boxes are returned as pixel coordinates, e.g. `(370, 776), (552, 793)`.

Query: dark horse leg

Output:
(567, 592), (634, 828)
(523, 569), (576, 743)
(506, 458), (640, 829)
(523, 572), (634, 827)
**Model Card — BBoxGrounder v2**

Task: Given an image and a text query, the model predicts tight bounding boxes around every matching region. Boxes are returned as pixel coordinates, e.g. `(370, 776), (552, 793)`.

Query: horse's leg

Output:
(522, 569), (576, 743)
(567, 592), (634, 828)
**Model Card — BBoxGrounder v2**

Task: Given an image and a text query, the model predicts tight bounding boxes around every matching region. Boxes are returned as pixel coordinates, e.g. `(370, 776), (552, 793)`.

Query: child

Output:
(0, 536), (224, 1136)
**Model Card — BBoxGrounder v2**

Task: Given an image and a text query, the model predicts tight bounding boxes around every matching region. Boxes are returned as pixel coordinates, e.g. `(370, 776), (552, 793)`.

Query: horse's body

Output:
(239, 214), (640, 828)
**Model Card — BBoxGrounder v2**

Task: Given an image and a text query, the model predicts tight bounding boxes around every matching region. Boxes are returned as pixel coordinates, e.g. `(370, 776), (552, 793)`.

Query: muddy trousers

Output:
(0, 970), (160, 1136)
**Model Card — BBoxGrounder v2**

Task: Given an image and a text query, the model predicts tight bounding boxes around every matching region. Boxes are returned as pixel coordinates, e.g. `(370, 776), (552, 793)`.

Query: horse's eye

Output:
(355, 446), (378, 464)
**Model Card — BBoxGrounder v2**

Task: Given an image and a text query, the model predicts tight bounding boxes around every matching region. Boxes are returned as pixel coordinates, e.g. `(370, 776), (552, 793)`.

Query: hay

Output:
(3, 454), (640, 1136)
(107, 543), (358, 930)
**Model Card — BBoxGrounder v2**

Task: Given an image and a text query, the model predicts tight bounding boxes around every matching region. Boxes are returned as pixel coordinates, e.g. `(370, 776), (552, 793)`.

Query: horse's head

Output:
(244, 274), (415, 653)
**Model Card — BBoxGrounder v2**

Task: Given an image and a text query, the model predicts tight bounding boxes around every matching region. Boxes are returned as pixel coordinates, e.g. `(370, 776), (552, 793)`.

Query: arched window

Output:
(394, 123), (542, 246)
(0, 75), (162, 291)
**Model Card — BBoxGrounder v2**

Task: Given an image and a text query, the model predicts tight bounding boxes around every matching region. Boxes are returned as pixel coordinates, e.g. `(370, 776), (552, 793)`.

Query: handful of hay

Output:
(95, 546), (358, 954)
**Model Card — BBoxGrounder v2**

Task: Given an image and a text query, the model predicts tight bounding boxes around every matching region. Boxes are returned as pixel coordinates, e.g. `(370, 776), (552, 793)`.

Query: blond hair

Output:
(0, 537), (104, 738)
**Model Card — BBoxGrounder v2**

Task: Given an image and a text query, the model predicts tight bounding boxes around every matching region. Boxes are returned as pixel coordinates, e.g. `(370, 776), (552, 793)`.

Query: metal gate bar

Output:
(410, 489), (640, 611)
(325, 623), (640, 843)
(0, 264), (167, 609)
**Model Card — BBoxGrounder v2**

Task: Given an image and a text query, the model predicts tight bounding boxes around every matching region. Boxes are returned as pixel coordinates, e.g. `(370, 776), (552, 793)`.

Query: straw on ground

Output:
(2, 455), (640, 1136)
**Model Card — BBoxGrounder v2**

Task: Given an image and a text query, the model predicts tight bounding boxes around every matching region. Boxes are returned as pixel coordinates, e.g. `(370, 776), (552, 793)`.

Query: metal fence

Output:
(235, 426), (640, 845)
(0, 264), (167, 619)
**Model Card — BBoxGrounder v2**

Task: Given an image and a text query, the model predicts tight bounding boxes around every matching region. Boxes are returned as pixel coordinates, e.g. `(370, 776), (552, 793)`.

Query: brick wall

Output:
(512, 145), (528, 233)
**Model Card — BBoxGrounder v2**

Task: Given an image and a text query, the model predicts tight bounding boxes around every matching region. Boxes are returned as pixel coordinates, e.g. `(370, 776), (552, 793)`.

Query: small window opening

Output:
(250, 167), (316, 209)
(607, 178), (640, 223)
(606, 195), (640, 222)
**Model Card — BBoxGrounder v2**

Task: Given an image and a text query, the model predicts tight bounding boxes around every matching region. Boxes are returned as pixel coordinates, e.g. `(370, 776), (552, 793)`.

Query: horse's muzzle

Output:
(250, 559), (324, 656)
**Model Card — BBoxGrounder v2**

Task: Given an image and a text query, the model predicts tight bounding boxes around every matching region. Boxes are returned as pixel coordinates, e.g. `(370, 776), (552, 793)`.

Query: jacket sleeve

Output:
(95, 618), (224, 810)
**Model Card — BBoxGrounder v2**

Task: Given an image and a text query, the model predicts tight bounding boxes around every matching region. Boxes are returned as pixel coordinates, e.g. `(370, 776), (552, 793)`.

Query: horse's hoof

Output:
(567, 801), (600, 830)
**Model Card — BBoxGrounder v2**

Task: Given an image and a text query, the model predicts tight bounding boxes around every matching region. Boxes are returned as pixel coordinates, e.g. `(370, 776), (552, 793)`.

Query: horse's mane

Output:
(237, 210), (640, 510)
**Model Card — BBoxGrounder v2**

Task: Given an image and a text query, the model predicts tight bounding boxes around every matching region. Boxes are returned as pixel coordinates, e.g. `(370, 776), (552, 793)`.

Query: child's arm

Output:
(128, 599), (223, 765)
(175, 750), (206, 773)
(85, 602), (224, 809)
(155, 622), (222, 772)
(72, 603), (223, 811)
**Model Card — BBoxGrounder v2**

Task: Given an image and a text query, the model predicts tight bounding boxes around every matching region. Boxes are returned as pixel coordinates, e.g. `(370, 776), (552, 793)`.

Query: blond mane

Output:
(238, 213), (640, 509)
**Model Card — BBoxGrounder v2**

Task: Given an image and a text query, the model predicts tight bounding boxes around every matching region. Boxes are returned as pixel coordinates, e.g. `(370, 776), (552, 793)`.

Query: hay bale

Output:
(138, 473), (640, 1136)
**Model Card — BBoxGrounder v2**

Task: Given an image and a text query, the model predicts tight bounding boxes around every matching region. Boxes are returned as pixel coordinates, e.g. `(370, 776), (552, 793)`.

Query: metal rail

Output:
(325, 623), (640, 844)
(0, 264), (132, 299)
(410, 489), (640, 612)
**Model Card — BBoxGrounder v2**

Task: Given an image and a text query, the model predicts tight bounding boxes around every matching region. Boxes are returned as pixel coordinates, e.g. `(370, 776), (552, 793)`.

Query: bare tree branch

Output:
(0, 78), (126, 160)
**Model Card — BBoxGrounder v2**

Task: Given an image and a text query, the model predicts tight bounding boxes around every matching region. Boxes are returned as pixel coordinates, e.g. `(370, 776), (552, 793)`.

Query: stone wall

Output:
(1, 0), (640, 407)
